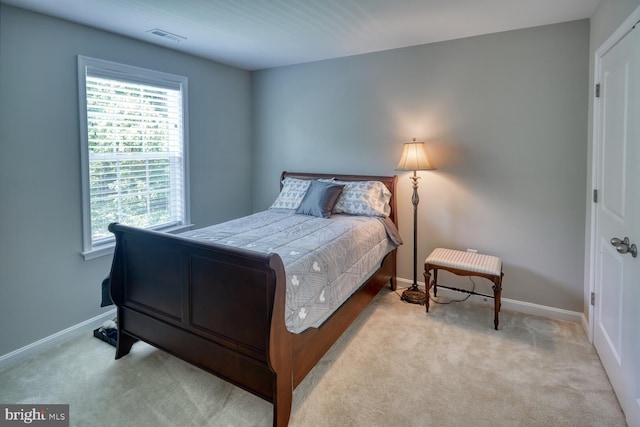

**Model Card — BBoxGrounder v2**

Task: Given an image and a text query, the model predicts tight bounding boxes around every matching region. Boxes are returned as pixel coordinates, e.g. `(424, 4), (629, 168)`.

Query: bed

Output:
(107, 171), (399, 426)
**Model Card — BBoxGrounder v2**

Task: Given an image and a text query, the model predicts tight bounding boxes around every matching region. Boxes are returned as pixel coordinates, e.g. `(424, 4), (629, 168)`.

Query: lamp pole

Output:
(401, 170), (426, 304)
(411, 170), (420, 287)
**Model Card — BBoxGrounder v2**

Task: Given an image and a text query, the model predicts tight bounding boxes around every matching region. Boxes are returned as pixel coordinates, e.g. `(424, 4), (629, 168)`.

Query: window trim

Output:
(78, 55), (191, 260)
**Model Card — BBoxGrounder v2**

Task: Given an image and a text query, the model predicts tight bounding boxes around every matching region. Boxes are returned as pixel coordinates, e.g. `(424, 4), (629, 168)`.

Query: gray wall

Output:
(583, 0), (640, 317)
(252, 20), (589, 312)
(0, 5), (252, 356)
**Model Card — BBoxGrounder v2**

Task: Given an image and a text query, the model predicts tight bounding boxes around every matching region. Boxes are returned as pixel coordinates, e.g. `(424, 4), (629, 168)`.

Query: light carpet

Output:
(0, 290), (626, 426)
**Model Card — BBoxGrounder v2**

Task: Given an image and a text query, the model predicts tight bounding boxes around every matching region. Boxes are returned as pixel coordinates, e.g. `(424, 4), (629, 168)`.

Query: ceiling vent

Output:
(147, 29), (186, 43)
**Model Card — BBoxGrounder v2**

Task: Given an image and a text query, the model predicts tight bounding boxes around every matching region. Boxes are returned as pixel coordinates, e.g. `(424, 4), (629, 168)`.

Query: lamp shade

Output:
(396, 138), (436, 171)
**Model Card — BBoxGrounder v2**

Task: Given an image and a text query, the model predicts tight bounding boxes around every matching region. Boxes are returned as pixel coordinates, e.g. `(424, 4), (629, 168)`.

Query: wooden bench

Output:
(424, 248), (504, 330)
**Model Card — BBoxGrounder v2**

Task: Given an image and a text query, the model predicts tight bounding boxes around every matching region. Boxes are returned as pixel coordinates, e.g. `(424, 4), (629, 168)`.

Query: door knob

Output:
(610, 237), (638, 258)
(610, 237), (625, 247)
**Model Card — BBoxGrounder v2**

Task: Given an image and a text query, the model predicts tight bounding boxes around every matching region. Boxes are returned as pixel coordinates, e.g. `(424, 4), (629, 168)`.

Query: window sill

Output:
(81, 243), (115, 261)
(81, 223), (194, 261)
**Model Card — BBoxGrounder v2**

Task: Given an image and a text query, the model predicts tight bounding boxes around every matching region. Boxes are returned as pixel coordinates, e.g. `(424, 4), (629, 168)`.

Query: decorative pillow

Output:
(295, 180), (345, 218)
(324, 180), (392, 217)
(269, 177), (311, 210)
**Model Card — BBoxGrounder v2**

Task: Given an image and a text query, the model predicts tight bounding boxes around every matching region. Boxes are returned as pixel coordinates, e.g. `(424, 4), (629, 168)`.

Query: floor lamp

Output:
(396, 138), (436, 304)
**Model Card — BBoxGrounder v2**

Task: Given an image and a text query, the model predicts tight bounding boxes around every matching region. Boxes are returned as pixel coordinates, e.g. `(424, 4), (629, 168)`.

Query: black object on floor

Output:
(93, 327), (117, 347)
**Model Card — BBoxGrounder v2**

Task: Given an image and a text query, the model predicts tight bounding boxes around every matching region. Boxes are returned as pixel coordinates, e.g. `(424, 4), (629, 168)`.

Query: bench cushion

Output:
(425, 248), (502, 276)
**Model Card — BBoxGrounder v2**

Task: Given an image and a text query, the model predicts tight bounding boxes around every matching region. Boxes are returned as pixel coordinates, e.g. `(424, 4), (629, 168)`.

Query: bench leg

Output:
(423, 269), (432, 313)
(492, 276), (502, 330)
(432, 269), (438, 297)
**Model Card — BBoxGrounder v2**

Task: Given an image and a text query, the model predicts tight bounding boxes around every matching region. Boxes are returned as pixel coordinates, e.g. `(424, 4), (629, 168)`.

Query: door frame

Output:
(587, 4), (640, 343)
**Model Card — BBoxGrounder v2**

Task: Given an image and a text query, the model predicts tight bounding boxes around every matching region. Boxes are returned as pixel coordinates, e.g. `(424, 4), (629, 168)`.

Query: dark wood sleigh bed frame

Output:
(107, 172), (398, 426)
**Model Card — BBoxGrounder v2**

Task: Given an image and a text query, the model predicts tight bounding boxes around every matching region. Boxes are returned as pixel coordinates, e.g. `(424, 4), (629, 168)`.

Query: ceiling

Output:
(2, 0), (600, 70)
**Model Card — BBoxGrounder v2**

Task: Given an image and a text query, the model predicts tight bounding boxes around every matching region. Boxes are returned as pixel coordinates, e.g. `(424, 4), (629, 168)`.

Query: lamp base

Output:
(401, 285), (427, 305)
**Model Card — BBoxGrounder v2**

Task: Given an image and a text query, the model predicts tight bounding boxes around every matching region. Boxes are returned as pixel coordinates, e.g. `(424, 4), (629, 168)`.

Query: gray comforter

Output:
(180, 210), (399, 333)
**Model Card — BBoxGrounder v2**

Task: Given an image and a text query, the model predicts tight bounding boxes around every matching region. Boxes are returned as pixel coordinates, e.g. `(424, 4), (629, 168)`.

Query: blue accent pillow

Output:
(295, 180), (345, 218)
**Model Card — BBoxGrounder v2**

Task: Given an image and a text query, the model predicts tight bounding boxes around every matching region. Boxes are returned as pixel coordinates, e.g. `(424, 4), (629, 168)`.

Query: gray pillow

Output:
(295, 180), (345, 218)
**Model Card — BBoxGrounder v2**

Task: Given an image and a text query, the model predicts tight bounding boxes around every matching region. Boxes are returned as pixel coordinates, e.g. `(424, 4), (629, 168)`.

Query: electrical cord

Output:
(395, 277), (478, 305)
(429, 277), (476, 305)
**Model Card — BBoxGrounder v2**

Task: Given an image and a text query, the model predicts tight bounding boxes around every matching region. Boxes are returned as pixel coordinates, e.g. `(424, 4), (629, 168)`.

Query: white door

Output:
(593, 23), (640, 427)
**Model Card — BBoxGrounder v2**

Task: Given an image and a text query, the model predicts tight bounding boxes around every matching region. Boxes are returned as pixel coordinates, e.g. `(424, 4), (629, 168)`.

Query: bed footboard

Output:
(108, 223), (292, 426)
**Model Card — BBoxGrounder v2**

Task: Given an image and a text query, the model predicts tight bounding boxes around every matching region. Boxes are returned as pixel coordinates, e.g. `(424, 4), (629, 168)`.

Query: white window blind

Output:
(78, 56), (189, 258)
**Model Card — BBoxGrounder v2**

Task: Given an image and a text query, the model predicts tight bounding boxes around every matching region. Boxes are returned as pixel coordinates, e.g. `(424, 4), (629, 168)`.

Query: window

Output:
(78, 56), (190, 259)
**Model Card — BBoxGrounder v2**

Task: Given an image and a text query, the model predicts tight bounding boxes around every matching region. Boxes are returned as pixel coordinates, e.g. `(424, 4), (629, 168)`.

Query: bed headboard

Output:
(280, 171), (399, 228)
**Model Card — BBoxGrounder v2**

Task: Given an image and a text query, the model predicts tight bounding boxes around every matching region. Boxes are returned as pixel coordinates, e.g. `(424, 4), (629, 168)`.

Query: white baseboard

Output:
(0, 308), (116, 371)
(396, 277), (583, 324)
